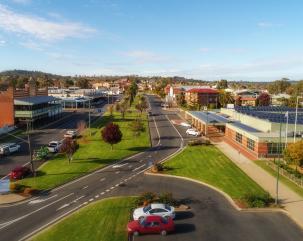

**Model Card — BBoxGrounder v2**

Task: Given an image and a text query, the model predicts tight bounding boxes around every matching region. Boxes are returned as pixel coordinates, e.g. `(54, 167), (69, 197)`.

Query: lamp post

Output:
(285, 111), (289, 148)
(294, 96), (301, 142)
(275, 112), (283, 205)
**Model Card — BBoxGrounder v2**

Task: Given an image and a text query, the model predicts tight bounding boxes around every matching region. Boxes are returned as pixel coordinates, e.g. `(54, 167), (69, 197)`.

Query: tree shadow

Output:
(174, 223), (196, 234)
(175, 211), (195, 220)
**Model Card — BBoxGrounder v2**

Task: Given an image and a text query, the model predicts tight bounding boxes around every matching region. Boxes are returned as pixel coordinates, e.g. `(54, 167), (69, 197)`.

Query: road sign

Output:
(0, 179), (10, 194)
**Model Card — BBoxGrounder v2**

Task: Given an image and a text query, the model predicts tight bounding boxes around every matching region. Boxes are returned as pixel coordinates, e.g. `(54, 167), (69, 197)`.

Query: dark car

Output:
(127, 215), (174, 236)
(10, 166), (31, 180)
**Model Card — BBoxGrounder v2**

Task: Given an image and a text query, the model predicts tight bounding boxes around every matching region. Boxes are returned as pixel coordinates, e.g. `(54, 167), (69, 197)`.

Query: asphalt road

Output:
(0, 95), (302, 241)
(0, 101), (107, 178)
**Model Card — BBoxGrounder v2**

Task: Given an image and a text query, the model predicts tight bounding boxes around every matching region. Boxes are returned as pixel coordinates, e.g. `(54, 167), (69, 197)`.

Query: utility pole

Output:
(26, 120), (35, 176)
(275, 112), (283, 205)
(294, 96), (300, 142)
(285, 111), (289, 148)
(88, 98), (91, 136)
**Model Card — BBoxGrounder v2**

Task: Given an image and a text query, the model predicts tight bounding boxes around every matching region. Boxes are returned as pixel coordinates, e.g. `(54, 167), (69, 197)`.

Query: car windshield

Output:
(164, 204), (171, 211)
(49, 143), (56, 147)
(143, 205), (151, 213)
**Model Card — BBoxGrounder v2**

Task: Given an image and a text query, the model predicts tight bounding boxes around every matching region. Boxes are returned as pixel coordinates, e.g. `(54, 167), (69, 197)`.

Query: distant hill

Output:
(0, 69), (65, 78)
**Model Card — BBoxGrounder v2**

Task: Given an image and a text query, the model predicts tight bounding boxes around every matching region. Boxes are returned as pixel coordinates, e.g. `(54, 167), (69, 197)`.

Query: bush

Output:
(188, 139), (211, 146)
(136, 192), (157, 206)
(23, 187), (35, 195)
(243, 192), (273, 208)
(10, 182), (23, 193)
(151, 163), (164, 173)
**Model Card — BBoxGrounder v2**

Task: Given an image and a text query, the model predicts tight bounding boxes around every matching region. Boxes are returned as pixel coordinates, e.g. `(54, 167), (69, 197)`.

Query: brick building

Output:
(185, 88), (219, 108)
(0, 79), (62, 129)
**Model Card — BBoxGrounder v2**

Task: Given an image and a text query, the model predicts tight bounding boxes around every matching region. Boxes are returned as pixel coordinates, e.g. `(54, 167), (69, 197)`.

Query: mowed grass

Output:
(31, 197), (135, 241)
(255, 160), (303, 198)
(18, 106), (150, 190)
(164, 145), (267, 199)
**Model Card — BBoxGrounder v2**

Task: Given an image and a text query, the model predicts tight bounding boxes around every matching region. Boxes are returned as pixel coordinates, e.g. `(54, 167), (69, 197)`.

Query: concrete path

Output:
(215, 141), (303, 228)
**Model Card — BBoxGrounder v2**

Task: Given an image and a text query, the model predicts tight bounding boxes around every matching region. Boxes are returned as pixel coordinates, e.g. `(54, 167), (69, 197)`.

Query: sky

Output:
(0, 0), (303, 81)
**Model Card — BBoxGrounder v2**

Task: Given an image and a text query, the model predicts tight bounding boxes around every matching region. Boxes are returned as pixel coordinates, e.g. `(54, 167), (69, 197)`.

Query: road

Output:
(0, 95), (302, 241)
(0, 100), (108, 178)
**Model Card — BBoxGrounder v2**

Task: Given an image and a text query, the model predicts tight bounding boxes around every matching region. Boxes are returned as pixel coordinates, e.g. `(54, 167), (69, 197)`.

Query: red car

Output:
(10, 166), (31, 180)
(127, 215), (174, 236)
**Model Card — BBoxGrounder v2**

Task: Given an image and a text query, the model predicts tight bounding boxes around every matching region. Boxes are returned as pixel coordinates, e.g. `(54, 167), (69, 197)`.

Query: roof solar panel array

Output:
(234, 106), (303, 124)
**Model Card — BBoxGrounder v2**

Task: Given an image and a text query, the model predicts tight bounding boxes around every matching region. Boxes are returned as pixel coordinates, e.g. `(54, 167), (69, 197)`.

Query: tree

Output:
(127, 80), (138, 105)
(176, 92), (186, 107)
(60, 138), (78, 164)
(76, 78), (91, 89)
(284, 140), (303, 169)
(107, 104), (114, 116)
(219, 90), (234, 107)
(217, 79), (228, 89)
(135, 96), (148, 115)
(268, 79), (291, 94)
(119, 101), (128, 119)
(257, 93), (271, 106)
(101, 122), (122, 150)
(129, 118), (145, 136)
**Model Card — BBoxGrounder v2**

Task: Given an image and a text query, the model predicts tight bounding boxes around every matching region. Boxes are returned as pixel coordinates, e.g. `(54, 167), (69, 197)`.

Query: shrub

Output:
(151, 163), (164, 173)
(137, 192), (157, 206)
(188, 139), (211, 146)
(10, 182), (23, 193)
(243, 192), (273, 208)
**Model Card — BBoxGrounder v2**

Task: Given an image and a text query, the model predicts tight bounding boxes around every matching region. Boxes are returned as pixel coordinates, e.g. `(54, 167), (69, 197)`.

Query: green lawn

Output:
(18, 104), (150, 190)
(164, 145), (267, 200)
(255, 161), (303, 198)
(31, 197), (135, 241)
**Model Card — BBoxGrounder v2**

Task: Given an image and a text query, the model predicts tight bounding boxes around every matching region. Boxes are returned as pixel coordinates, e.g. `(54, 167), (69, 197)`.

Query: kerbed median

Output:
(17, 107), (150, 191)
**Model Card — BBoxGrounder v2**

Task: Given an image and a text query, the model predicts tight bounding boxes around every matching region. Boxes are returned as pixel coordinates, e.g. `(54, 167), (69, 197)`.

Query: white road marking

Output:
(100, 177), (106, 182)
(89, 198), (94, 202)
(57, 203), (70, 211)
(83, 202), (88, 205)
(133, 164), (146, 172)
(72, 196), (85, 203)
(106, 189), (110, 192)
(115, 184), (119, 187)
(95, 195), (99, 198)
(128, 165), (132, 168)
(0, 193), (74, 230)
(115, 171), (120, 174)
(82, 186), (88, 189)
(28, 194), (58, 205)
(110, 186), (115, 190)
(100, 192), (105, 195)
(112, 163), (128, 168)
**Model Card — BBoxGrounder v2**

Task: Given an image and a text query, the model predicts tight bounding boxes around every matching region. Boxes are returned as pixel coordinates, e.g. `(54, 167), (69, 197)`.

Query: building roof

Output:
(189, 111), (231, 125)
(186, 88), (219, 94)
(228, 122), (261, 133)
(14, 96), (57, 106)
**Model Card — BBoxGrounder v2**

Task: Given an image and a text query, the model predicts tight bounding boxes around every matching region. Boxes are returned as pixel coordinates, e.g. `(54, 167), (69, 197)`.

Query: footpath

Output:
(215, 141), (303, 228)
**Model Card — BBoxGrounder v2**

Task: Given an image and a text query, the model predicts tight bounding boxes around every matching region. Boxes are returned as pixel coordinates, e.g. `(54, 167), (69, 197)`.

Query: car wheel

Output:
(160, 230), (167, 236)
(133, 231), (139, 236)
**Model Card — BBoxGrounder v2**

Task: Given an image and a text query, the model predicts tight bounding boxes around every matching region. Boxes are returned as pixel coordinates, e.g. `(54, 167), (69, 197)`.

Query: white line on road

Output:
(72, 195), (85, 203)
(128, 165), (132, 168)
(112, 163), (128, 168)
(100, 177), (106, 182)
(89, 198), (94, 202)
(100, 192), (105, 195)
(95, 195), (99, 198)
(57, 203), (70, 211)
(0, 193), (74, 230)
(115, 171), (120, 174)
(82, 186), (88, 189)
(132, 164), (146, 172)
(28, 194), (58, 205)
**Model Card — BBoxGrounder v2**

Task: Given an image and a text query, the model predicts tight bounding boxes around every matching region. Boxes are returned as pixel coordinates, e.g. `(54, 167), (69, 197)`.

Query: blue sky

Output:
(0, 0), (303, 81)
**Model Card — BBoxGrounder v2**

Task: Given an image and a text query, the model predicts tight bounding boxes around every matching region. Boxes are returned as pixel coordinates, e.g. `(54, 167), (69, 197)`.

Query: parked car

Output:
(64, 130), (77, 139)
(0, 143), (20, 156)
(127, 215), (174, 236)
(47, 141), (63, 153)
(133, 203), (175, 220)
(180, 122), (191, 128)
(10, 166), (31, 180)
(186, 128), (201, 137)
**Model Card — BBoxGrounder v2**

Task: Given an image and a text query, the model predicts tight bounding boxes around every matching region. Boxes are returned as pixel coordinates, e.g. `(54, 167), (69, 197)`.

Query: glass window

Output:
(143, 205), (151, 213)
(247, 138), (255, 151)
(267, 143), (286, 155)
(236, 132), (242, 143)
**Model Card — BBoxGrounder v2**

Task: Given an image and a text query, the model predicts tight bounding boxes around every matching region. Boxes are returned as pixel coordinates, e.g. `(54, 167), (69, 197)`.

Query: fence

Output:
(266, 161), (303, 188)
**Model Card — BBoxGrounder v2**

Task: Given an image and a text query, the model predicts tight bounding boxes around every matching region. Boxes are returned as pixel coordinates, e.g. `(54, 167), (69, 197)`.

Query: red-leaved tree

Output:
(101, 122), (123, 150)
(257, 93), (271, 106)
(60, 138), (78, 164)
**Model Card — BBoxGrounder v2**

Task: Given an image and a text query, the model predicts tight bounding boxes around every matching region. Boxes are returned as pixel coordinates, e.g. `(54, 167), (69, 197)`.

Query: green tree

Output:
(284, 140), (303, 169)
(268, 78), (291, 94)
(219, 90), (234, 107)
(217, 79), (228, 89)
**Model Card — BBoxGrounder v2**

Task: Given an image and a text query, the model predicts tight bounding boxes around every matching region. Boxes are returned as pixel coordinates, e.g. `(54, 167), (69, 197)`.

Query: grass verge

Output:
(255, 161), (303, 198)
(30, 197), (135, 241)
(18, 104), (150, 191)
(163, 145), (269, 203)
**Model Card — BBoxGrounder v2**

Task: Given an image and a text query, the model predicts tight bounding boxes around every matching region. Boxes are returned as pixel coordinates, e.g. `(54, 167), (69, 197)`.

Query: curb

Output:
(144, 171), (303, 230)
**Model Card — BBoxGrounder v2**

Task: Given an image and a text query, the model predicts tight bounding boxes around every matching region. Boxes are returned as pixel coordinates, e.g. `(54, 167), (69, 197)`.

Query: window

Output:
(267, 143), (286, 155)
(236, 132), (242, 143)
(247, 138), (255, 151)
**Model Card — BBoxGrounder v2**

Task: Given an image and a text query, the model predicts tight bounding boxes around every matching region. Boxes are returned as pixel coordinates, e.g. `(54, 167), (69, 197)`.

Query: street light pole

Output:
(26, 121), (35, 176)
(294, 96), (299, 142)
(285, 111), (289, 148)
(88, 98), (91, 136)
(275, 112), (283, 205)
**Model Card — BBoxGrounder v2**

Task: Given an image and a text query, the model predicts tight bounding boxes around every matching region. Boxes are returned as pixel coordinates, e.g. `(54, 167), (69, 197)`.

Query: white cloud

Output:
(199, 47), (211, 53)
(258, 22), (283, 28)
(0, 39), (6, 46)
(122, 50), (168, 64)
(19, 40), (45, 50)
(0, 4), (96, 41)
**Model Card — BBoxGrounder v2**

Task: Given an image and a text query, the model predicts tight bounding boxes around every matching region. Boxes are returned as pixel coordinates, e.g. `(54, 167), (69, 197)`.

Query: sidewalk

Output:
(215, 141), (303, 228)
